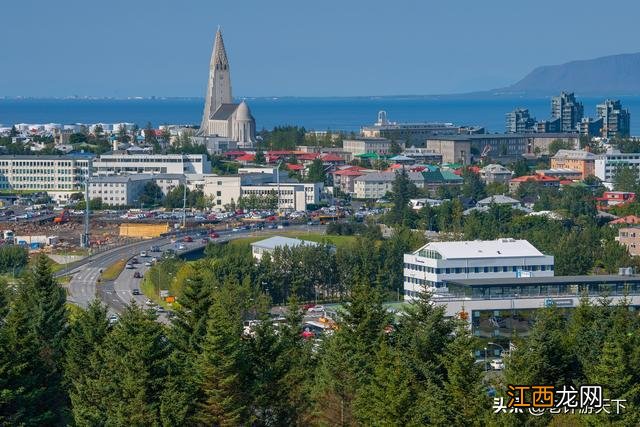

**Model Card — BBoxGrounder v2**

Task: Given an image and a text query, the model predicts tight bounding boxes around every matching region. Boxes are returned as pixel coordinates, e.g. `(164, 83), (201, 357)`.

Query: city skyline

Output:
(2, 0), (640, 98)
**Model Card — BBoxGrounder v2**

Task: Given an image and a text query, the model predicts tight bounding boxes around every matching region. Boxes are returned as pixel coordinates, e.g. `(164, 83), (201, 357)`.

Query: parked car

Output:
(182, 236), (193, 243)
(132, 288), (141, 295)
(133, 271), (143, 279)
(209, 232), (219, 239)
(307, 305), (325, 313)
(144, 261), (152, 267)
(131, 258), (139, 264)
(125, 264), (134, 269)
(140, 251), (148, 257)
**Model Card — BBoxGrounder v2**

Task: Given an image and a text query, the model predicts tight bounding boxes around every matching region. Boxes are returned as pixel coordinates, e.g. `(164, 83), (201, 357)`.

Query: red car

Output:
(182, 236), (193, 243)
(208, 232), (219, 239)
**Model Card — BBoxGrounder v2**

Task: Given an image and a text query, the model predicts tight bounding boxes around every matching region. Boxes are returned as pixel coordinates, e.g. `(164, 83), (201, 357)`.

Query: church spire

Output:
(199, 26), (233, 135)
(212, 27), (229, 70)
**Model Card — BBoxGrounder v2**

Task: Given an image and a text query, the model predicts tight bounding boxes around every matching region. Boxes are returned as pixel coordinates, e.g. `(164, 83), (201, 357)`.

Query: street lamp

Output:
(484, 347), (488, 372)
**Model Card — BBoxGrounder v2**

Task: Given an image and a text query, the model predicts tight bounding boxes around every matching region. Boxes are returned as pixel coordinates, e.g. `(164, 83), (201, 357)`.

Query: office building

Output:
(0, 155), (91, 202)
(617, 227), (640, 256)
(597, 99), (630, 138)
(505, 108), (536, 133)
(88, 175), (152, 207)
(403, 238), (554, 299)
(551, 92), (583, 133)
(353, 171), (424, 199)
(342, 137), (405, 156)
(595, 152), (640, 184)
(580, 117), (603, 138)
(92, 153), (211, 175)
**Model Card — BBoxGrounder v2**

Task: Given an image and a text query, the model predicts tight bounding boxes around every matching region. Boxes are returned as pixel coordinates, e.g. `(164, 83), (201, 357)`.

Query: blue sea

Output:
(1, 96), (640, 134)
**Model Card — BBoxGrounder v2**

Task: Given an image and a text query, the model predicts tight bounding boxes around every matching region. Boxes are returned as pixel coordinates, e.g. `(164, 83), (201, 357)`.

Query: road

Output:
(68, 224), (326, 313)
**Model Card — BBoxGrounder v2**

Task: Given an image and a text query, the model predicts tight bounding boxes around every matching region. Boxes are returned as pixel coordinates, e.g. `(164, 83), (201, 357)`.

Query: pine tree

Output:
(97, 303), (169, 425)
(0, 254), (69, 425)
(254, 149), (266, 164)
(193, 284), (248, 426)
(353, 340), (415, 425)
(66, 299), (110, 426)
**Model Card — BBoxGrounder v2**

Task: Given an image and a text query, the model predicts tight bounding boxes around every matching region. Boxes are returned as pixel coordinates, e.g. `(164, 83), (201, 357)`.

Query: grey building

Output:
(88, 175), (151, 207)
(506, 108), (536, 133)
(597, 99), (630, 138)
(551, 92), (583, 133)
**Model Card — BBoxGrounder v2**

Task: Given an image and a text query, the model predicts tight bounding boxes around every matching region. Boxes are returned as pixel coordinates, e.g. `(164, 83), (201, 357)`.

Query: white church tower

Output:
(197, 27), (256, 149)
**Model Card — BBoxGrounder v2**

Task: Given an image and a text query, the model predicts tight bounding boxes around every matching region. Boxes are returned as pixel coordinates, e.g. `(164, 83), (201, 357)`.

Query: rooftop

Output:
(477, 195), (521, 206)
(552, 149), (597, 161)
(413, 238), (548, 260)
(447, 274), (640, 288)
(250, 236), (320, 250)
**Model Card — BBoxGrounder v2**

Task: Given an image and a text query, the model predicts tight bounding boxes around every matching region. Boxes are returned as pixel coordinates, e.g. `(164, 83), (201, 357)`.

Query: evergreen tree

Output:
(0, 254), (69, 425)
(353, 341), (415, 425)
(193, 284), (248, 425)
(254, 149), (266, 164)
(96, 303), (169, 425)
(306, 158), (326, 183)
(66, 300), (110, 426)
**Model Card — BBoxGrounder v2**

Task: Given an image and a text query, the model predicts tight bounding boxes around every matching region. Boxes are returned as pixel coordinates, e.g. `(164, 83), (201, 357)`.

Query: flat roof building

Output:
(93, 153), (211, 175)
(250, 235), (320, 260)
(403, 238), (554, 299)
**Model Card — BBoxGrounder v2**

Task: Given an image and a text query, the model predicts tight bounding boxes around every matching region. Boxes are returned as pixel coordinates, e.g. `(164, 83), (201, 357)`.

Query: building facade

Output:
(617, 227), (640, 256)
(595, 152), (640, 184)
(0, 155), (91, 202)
(88, 175), (151, 206)
(403, 238), (554, 299)
(505, 108), (536, 133)
(342, 138), (405, 156)
(551, 92), (583, 133)
(479, 164), (513, 184)
(597, 99), (630, 138)
(550, 149), (596, 179)
(353, 171), (423, 199)
(92, 154), (211, 175)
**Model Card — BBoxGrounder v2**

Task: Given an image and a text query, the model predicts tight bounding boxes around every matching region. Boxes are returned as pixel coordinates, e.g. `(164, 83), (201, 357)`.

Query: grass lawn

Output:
(140, 275), (176, 309)
(100, 259), (127, 282)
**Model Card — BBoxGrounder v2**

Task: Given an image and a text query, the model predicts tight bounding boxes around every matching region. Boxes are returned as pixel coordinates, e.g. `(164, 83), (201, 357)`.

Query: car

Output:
(182, 236), (193, 243)
(132, 288), (141, 295)
(150, 246), (160, 252)
(133, 271), (143, 278)
(209, 232), (219, 239)
(151, 257), (158, 263)
(108, 314), (119, 324)
(156, 307), (166, 314)
(125, 264), (134, 269)
(144, 261), (152, 267)
(490, 359), (505, 370)
(232, 227), (240, 232)
(177, 244), (186, 250)
(307, 305), (325, 313)
(201, 238), (209, 244)
(145, 299), (154, 306)
(140, 251), (148, 257)
(131, 258), (139, 264)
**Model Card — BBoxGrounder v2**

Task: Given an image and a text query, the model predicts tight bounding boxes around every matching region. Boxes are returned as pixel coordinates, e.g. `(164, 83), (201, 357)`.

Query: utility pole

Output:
(182, 180), (187, 228)
(81, 160), (91, 248)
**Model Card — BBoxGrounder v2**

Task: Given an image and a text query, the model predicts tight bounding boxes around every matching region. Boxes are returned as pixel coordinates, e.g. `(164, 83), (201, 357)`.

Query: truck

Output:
(53, 209), (70, 224)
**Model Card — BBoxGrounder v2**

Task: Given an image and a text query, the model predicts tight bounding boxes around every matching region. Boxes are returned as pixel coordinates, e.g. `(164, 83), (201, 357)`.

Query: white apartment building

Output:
(88, 175), (151, 206)
(403, 238), (554, 299)
(0, 155), (91, 202)
(202, 174), (323, 210)
(93, 153), (211, 175)
(595, 152), (640, 185)
(342, 138), (405, 156)
(353, 171), (424, 199)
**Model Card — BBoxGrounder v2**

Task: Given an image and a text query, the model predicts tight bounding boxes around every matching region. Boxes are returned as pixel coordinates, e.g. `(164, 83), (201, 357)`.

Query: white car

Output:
(144, 261), (152, 267)
(140, 251), (148, 257)
(490, 359), (505, 370)
(125, 264), (134, 269)
(307, 305), (325, 313)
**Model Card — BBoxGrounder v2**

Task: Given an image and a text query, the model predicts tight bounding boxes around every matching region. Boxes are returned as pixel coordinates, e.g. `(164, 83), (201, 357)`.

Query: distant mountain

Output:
(494, 52), (640, 96)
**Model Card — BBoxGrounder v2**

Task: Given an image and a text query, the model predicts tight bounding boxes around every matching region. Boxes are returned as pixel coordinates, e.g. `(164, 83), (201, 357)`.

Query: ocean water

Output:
(1, 96), (640, 134)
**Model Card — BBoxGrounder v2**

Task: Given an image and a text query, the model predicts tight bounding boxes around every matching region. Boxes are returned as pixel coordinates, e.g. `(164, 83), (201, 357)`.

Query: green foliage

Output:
(0, 245), (28, 274)
(548, 139), (575, 156)
(386, 168), (419, 226)
(68, 132), (87, 144)
(306, 158), (326, 183)
(138, 181), (164, 207)
(613, 164), (639, 193)
(253, 149), (266, 165)
(261, 126), (306, 150)
(461, 167), (486, 199)
(164, 184), (207, 209)
(0, 254), (69, 425)
(237, 190), (278, 211)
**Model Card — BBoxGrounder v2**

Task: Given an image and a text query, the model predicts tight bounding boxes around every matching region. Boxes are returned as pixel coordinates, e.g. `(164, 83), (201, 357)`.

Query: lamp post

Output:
(484, 347), (488, 372)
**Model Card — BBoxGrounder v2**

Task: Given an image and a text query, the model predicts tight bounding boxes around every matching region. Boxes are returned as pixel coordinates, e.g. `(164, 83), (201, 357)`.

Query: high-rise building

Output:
(197, 27), (256, 149)
(551, 92), (583, 133)
(505, 108), (536, 133)
(597, 99), (630, 138)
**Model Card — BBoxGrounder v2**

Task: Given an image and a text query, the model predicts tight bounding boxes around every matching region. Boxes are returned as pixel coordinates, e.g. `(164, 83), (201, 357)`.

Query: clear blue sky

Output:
(2, 0), (639, 98)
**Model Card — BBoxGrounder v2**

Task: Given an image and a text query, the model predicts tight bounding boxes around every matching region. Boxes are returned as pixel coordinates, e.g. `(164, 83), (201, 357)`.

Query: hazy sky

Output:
(2, 0), (639, 97)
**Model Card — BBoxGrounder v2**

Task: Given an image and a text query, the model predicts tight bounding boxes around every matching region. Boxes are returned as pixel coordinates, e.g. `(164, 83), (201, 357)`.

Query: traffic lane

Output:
(67, 267), (101, 308)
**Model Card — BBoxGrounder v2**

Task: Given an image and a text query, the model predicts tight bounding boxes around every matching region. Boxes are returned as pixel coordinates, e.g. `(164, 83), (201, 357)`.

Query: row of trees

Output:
(0, 253), (498, 425)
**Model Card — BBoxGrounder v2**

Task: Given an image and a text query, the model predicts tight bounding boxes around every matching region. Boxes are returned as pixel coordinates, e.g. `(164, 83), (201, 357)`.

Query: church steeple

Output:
(199, 26), (233, 134)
